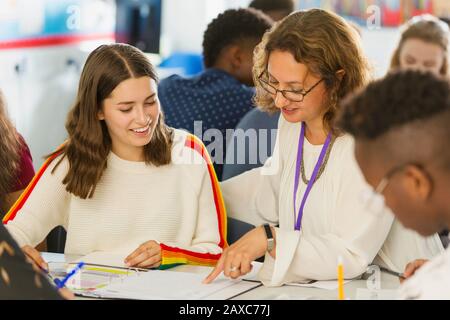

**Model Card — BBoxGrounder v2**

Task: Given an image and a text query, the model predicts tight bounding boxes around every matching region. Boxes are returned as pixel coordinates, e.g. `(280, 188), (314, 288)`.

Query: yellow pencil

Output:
(338, 256), (345, 300)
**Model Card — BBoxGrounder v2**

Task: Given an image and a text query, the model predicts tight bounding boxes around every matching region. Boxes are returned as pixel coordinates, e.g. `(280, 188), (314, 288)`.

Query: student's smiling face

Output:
(98, 76), (160, 161)
(399, 38), (445, 75)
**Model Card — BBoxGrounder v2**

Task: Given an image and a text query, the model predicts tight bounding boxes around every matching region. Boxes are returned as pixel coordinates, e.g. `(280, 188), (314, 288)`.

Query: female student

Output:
(391, 14), (449, 76)
(4, 44), (227, 271)
(0, 90), (35, 218)
(205, 9), (442, 286)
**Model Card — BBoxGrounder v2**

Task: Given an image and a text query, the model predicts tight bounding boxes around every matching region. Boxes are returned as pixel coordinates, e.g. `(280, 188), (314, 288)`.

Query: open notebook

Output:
(88, 270), (261, 300)
(50, 251), (149, 295)
(62, 251), (262, 299)
(72, 251), (130, 269)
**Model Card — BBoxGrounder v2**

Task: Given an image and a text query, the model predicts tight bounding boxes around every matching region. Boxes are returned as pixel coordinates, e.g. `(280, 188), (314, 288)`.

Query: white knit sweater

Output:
(221, 116), (443, 286)
(5, 129), (227, 268)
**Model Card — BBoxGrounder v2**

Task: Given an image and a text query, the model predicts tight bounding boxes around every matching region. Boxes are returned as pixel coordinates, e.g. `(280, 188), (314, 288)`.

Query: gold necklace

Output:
(300, 136), (335, 185)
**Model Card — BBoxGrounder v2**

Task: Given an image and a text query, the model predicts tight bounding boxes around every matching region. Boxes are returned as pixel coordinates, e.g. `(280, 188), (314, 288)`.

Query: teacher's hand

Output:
(203, 226), (274, 284)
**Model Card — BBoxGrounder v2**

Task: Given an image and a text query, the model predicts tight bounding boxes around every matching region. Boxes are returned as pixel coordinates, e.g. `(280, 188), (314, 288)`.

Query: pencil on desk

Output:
(337, 256), (345, 300)
(379, 266), (406, 279)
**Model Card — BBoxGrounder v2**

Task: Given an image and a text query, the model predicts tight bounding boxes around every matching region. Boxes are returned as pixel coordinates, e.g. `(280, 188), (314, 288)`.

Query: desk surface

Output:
(42, 252), (400, 300)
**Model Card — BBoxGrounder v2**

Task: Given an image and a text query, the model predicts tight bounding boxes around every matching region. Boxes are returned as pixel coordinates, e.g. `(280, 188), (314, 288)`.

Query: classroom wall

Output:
(160, 0), (251, 55)
(0, 0), (115, 168)
(0, 0), (400, 169)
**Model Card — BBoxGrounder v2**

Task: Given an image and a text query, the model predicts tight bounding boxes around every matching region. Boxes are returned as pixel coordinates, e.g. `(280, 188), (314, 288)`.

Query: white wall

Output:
(0, 0), (400, 169)
(160, 0), (399, 78)
(361, 27), (400, 78)
(0, 44), (105, 168)
(160, 0), (250, 55)
(0, 0), (115, 168)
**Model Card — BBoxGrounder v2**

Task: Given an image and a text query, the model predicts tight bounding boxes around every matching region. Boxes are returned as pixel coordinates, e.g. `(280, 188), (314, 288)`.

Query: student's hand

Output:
(124, 240), (161, 268)
(203, 226), (271, 284)
(401, 259), (429, 283)
(22, 245), (48, 271)
(59, 288), (75, 300)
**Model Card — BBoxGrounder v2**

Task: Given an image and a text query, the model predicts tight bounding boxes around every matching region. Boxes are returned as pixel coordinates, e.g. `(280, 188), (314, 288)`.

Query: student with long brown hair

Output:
(0, 91), (35, 218)
(390, 14), (449, 76)
(4, 44), (227, 271)
(205, 9), (443, 286)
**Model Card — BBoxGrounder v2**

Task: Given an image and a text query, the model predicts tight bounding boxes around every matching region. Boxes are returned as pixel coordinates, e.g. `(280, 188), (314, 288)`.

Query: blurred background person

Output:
(158, 8), (273, 180)
(390, 14), (449, 76)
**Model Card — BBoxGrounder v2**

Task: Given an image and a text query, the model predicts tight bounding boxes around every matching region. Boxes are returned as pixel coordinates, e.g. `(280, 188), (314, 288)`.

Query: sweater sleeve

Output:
(258, 139), (395, 286)
(220, 123), (283, 226)
(158, 134), (227, 269)
(3, 152), (70, 248)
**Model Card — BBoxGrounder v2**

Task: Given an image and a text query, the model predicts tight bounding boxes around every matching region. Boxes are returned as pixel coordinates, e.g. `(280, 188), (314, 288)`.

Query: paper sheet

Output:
(92, 270), (260, 300)
(355, 288), (398, 300)
(74, 251), (129, 268)
(242, 262), (349, 290)
(49, 252), (143, 294)
(285, 280), (351, 290)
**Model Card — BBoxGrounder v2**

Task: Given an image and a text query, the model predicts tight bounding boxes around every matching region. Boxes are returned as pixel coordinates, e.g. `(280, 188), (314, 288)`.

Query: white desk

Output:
(234, 274), (400, 300)
(42, 252), (400, 300)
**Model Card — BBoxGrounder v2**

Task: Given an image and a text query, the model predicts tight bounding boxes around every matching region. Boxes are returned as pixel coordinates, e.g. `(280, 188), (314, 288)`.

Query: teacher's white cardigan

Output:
(221, 116), (443, 286)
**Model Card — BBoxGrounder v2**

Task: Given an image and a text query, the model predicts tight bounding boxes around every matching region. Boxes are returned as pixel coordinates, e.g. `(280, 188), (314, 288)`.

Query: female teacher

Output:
(205, 9), (442, 286)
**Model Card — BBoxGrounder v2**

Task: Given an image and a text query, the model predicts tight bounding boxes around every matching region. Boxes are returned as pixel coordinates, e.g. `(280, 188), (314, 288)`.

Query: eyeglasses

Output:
(360, 164), (406, 216)
(257, 71), (324, 102)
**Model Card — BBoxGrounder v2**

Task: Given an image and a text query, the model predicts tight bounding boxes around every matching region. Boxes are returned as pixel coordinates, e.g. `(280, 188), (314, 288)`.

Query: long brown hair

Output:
(0, 91), (21, 214)
(253, 9), (371, 134)
(390, 15), (449, 76)
(53, 43), (173, 199)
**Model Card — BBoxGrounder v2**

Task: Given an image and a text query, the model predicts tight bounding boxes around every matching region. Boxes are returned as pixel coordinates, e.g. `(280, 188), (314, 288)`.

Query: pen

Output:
(379, 266), (406, 279)
(54, 261), (85, 289)
(337, 256), (345, 300)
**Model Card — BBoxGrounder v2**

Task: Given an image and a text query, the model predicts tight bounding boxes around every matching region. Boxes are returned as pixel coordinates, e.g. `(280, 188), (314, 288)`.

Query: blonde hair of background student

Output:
(390, 14), (449, 76)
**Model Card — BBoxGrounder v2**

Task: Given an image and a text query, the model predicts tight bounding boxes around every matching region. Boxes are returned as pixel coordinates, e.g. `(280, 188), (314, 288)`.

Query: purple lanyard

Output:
(293, 122), (332, 231)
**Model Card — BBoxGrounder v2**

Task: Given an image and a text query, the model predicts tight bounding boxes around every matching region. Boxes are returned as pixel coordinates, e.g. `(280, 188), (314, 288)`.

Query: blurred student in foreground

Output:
(339, 70), (450, 299)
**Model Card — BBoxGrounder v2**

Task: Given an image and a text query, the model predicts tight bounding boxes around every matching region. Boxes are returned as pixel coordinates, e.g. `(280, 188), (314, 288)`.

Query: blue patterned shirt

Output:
(158, 68), (255, 179)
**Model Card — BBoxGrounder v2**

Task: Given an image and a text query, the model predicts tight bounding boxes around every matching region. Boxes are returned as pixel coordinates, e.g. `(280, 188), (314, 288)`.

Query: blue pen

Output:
(54, 262), (85, 289)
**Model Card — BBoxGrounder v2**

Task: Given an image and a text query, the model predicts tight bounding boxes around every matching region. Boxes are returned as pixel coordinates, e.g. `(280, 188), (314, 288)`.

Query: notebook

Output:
(90, 270), (261, 300)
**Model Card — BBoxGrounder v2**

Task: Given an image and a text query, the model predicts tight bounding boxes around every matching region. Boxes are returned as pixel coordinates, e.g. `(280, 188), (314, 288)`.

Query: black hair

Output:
(202, 8), (273, 68)
(338, 70), (450, 140)
(249, 0), (295, 13)
(440, 16), (450, 26)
